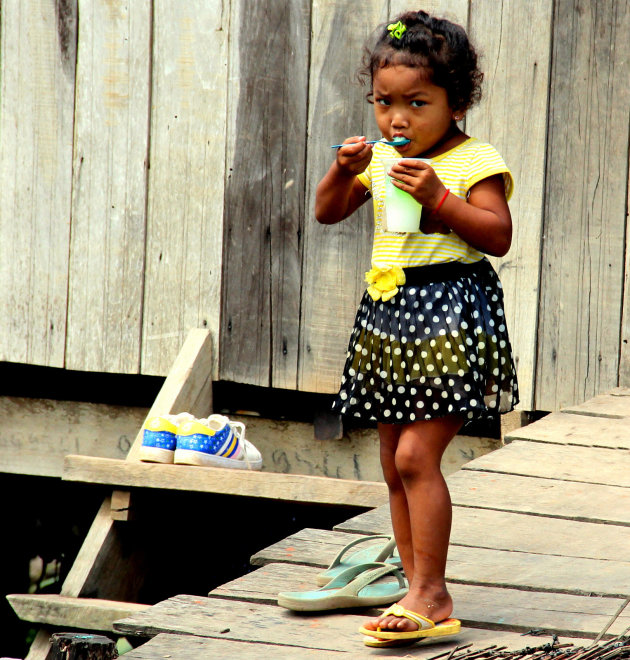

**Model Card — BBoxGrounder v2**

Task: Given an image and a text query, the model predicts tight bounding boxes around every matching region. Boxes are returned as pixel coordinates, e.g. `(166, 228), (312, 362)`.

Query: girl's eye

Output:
(411, 100), (426, 108)
(375, 98), (390, 106)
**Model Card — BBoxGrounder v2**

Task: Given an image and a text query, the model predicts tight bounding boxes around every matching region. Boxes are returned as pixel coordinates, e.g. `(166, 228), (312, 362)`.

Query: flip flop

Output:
(364, 637), (420, 648)
(316, 534), (401, 586)
(359, 603), (461, 641)
(277, 562), (408, 612)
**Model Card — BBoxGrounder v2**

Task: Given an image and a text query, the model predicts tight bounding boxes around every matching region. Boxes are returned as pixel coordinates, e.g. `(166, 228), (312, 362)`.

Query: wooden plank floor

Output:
(116, 389), (630, 657)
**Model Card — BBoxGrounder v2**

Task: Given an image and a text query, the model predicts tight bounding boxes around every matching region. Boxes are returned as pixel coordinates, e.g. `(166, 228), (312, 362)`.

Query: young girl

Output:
(315, 10), (519, 646)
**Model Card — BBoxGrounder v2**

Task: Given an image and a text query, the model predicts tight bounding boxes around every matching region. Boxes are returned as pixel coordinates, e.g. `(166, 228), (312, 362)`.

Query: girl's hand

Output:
(389, 159), (450, 233)
(388, 159), (446, 209)
(335, 136), (373, 175)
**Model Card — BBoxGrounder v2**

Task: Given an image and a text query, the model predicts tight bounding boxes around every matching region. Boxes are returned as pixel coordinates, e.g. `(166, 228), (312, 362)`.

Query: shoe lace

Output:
(229, 421), (250, 468)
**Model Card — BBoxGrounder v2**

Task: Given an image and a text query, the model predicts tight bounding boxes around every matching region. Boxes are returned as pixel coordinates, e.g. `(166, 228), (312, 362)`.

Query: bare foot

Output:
(362, 588), (453, 634)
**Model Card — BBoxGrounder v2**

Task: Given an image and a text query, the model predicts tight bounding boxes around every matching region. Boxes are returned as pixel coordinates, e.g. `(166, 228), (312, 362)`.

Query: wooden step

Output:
(505, 411), (630, 450)
(7, 593), (149, 632)
(335, 505), (630, 562)
(63, 455), (388, 507)
(118, 581), (630, 642)
(461, 440), (630, 488)
(446, 470), (630, 525)
(250, 528), (630, 598)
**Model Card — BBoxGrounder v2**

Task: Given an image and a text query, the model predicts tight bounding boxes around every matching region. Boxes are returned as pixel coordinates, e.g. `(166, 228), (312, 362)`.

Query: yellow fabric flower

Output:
(365, 265), (406, 301)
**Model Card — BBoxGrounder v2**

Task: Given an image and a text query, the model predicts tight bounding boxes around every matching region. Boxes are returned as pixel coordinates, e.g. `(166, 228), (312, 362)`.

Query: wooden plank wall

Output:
(0, 0), (77, 367)
(141, 1), (228, 376)
(467, 0), (553, 410)
(65, 0), (151, 373)
(1, 0), (629, 413)
(536, 0), (630, 410)
(220, 0), (310, 389)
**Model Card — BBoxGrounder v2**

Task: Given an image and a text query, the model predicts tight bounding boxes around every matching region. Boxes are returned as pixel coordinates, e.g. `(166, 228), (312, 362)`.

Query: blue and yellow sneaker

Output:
(139, 412), (194, 463)
(174, 414), (262, 470)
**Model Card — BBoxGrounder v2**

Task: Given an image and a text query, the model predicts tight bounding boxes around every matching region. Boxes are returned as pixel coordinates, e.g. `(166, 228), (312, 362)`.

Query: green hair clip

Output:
(387, 21), (407, 39)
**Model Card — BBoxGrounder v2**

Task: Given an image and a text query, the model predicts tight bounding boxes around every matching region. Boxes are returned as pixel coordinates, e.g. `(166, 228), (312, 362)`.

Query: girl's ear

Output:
(452, 109), (465, 122)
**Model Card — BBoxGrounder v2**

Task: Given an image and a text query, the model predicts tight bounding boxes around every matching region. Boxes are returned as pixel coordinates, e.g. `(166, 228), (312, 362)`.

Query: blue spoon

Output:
(330, 137), (410, 149)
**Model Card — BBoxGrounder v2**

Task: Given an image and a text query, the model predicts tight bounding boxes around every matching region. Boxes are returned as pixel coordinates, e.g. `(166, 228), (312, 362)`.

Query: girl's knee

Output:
(394, 434), (445, 482)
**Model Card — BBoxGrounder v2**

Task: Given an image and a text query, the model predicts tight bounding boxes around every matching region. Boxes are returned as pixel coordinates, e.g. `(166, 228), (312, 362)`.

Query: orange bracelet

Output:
(434, 188), (450, 212)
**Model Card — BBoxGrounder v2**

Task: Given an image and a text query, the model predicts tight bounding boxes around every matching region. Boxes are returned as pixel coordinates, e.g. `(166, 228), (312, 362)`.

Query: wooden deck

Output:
(110, 388), (630, 657)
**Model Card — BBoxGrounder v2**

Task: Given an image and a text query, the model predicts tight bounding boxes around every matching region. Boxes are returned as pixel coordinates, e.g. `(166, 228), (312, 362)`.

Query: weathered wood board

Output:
(250, 530), (630, 598)
(65, 0), (150, 373)
(141, 1), (227, 376)
(535, 1), (630, 411)
(0, 0), (77, 367)
(445, 546), (630, 598)
(219, 0), (310, 389)
(250, 528), (368, 568)
(389, 0), (467, 25)
(461, 440), (630, 488)
(122, 634), (347, 659)
(561, 389), (630, 419)
(340, 505), (630, 563)
(121, 628), (591, 660)
(63, 455), (388, 508)
(260, 506), (630, 565)
(7, 594), (149, 632)
(115, 594), (376, 652)
(115, 589), (630, 644)
(297, 0), (386, 393)
(0, 396), (146, 477)
(505, 412), (630, 450)
(446, 470), (630, 525)
(467, 0), (554, 411)
(211, 562), (630, 632)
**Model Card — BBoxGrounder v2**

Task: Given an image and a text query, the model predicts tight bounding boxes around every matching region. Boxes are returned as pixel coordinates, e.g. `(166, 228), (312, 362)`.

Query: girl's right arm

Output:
(315, 137), (373, 224)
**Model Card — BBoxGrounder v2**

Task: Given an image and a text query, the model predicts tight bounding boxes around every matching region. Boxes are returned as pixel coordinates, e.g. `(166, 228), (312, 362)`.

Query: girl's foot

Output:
(362, 589), (453, 634)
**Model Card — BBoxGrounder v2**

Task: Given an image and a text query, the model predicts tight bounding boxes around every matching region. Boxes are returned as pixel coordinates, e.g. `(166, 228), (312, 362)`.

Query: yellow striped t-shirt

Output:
(357, 137), (514, 268)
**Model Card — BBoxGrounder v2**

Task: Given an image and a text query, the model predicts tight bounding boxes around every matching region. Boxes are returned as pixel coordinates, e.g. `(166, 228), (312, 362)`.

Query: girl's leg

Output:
(364, 415), (463, 633)
(377, 423), (414, 581)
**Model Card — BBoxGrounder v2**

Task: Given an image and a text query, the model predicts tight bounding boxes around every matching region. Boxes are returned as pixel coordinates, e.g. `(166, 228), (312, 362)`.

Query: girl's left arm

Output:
(430, 174), (512, 257)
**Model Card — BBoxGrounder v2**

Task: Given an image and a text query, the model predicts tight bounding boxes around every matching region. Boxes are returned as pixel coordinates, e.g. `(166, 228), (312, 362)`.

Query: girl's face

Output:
(372, 64), (462, 158)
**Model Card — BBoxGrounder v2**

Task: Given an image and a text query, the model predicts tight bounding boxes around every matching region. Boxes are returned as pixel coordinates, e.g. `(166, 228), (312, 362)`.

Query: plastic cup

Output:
(381, 158), (431, 232)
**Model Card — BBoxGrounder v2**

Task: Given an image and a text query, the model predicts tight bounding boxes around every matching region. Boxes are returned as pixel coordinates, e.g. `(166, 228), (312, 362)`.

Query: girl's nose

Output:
(391, 109), (409, 128)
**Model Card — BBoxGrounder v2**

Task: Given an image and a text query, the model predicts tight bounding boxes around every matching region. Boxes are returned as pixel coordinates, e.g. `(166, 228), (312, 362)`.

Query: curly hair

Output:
(358, 10), (483, 113)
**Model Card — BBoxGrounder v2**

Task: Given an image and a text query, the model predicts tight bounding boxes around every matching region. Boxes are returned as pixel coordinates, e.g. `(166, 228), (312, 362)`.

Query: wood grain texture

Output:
(389, 0), (468, 24)
(337, 503), (630, 562)
(219, 0), (310, 389)
(121, 630), (603, 660)
(0, 396), (145, 478)
(60, 498), (145, 601)
(561, 388), (630, 418)
(0, 0), (77, 367)
(121, 633), (349, 659)
(7, 594), (148, 631)
(63, 454), (389, 507)
(505, 411), (630, 449)
(461, 440), (630, 488)
(65, 0), (150, 373)
(141, 1), (228, 376)
(297, 0), (387, 393)
(536, 0), (630, 410)
(250, 529), (630, 598)
(211, 563), (630, 635)
(115, 589), (630, 643)
(447, 470), (630, 525)
(467, 0), (554, 410)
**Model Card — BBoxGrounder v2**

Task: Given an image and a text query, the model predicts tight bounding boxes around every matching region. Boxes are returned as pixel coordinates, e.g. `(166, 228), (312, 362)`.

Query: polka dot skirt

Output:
(331, 258), (519, 425)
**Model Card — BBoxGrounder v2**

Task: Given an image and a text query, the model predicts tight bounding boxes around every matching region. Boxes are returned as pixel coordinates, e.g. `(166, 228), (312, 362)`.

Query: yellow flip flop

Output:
(359, 603), (461, 641)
